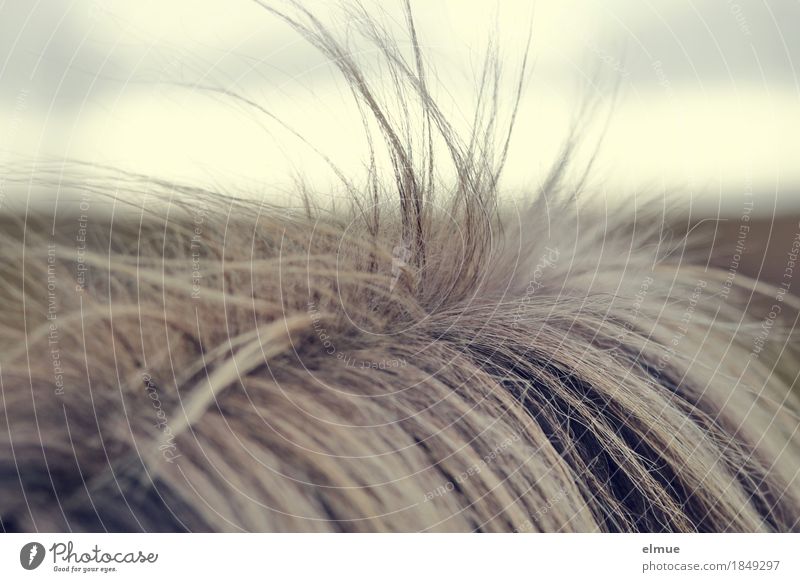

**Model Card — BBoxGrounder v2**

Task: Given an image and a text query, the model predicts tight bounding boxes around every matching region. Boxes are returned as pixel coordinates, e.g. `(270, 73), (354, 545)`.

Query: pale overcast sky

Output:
(1, 0), (799, 211)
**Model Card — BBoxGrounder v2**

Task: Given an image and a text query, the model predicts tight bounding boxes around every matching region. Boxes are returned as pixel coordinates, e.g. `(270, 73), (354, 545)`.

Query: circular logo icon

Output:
(20, 542), (46, 570)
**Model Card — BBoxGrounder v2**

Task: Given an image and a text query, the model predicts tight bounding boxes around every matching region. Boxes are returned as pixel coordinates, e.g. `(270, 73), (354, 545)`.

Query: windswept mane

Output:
(0, 1), (798, 532)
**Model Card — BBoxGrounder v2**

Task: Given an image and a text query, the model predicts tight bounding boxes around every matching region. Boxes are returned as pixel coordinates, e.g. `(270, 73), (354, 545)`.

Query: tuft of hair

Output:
(1, 1), (799, 532)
